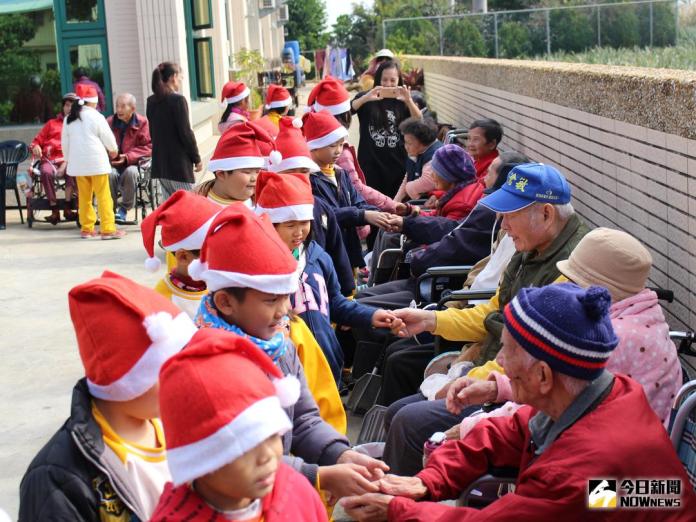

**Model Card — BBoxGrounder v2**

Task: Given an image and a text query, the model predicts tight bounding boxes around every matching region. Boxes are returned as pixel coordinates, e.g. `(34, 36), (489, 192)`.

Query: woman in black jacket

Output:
(146, 62), (201, 200)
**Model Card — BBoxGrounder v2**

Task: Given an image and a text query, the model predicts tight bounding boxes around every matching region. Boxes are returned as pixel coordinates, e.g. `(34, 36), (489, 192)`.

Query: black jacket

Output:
(406, 204), (499, 277)
(310, 168), (378, 268)
(146, 92), (200, 183)
(312, 196), (355, 296)
(19, 380), (147, 522)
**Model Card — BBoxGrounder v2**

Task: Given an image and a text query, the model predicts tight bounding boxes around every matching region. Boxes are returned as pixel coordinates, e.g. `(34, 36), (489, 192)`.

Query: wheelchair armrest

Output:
(437, 288), (497, 308)
(650, 287), (674, 303)
(408, 198), (428, 206)
(426, 265), (474, 277)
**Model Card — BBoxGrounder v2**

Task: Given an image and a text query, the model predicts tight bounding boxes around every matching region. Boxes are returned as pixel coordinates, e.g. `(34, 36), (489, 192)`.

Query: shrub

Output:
(601, 3), (641, 48)
(498, 20), (533, 57)
(550, 9), (596, 53)
(443, 18), (487, 57)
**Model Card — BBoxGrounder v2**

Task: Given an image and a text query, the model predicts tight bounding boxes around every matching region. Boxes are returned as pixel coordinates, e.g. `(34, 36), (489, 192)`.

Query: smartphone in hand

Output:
(378, 87), (399, 98)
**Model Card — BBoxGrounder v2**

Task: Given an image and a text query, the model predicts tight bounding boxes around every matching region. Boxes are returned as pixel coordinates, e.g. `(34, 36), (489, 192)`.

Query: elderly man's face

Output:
(115, 97), (135, 123)
(500, 328), (539, 405)
(500, 203), (544, 252)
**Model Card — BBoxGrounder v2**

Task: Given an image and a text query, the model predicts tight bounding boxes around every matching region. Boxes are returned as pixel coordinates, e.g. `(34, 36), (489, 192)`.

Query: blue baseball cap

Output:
(479, 163), (571, 213)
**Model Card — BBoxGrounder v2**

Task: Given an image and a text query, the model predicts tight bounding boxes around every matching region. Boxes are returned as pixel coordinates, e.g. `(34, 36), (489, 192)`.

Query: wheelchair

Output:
(25, 157), (79, 229)
(111, 156), (161, 224)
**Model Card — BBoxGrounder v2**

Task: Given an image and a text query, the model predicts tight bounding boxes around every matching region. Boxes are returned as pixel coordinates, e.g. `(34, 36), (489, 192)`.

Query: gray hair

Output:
(554, 202), (575, 220)
(116, 92), (136, 107)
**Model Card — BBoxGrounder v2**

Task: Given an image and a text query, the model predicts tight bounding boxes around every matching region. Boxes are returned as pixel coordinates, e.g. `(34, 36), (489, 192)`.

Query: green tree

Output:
(346, 4), (379, 67)
(0, 13), (40, 119)
(498, 20), (533, 57)
(332, 14), (353, 48)
(443, 19), (487, 57)
(286, 0), (329, 50)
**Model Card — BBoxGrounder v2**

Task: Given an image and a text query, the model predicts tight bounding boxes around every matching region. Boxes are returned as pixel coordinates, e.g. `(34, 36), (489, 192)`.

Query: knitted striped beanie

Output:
(503, 283), (619, 381)
(430, 144), (476, 184)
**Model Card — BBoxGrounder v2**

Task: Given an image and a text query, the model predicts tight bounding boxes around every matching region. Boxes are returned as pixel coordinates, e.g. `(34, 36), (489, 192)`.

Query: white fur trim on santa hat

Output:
(86, 312), (197, 401)
(208, 156), (265, 172)
(313, 98), (351, 116)
(164, 213), (219, 252)
(266, 96), (292, 110)
(167, 396), (292, 485)
(224, 86), (251, 105)
(306, 126), (349, 150)
(269, 155), (320, 173)
(80, 96), (99, 104)
(191, 265), (299, 294)
(256, 203), (314, 223)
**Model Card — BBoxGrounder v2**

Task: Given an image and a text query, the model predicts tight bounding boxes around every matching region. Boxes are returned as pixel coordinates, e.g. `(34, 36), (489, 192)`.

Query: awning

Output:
(0, 0), (53, 15)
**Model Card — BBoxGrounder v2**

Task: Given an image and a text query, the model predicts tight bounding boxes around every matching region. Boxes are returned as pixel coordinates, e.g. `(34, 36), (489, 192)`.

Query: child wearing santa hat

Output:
(19, 272), (197, 521)
(218, 80), (250, 133)
(62, 83), (124, 239)
(150, 328), (328, 521)
(256, 84), (293, 139)
(196, 122), (277, 207)
(271, 116), (355, 296)
(188, 203), (389, 501)
(310, 77), (404, 217)
(256, 171), (395, 382)
(304, 110), (391, 269)
(141, 190), (220, 318)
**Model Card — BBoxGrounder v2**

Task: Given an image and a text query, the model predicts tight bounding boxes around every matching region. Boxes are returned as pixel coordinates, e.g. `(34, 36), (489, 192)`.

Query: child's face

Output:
(195, 434), (283, 511)
(274, 220), (311, 251)
(121, 383), (160, 420)
(174, 249), (199, 278)
(311, 138), (344, 166)
(214, 168), (259, 201)
(215, 288), (291, 340)
(279, 167), (310, 174)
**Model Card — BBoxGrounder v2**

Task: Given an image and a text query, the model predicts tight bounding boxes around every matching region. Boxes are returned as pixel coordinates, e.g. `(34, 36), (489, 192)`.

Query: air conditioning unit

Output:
(261, 0), (275, 9)
(278, 5), (289, 23)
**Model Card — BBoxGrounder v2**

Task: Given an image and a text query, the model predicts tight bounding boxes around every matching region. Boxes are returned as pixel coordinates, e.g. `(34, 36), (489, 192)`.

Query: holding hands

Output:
(341, 475), (428, 521)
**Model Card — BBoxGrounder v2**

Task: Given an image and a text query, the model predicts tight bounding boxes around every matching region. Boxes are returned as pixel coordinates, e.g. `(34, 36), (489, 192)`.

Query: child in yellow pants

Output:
(62, 84), (125, 239)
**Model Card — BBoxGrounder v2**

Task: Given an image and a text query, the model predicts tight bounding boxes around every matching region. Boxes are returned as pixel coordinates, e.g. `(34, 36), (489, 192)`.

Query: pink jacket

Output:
(393, 162), (437, 203)
(337, 143), (398, 213)
(460, 289), (680, 438)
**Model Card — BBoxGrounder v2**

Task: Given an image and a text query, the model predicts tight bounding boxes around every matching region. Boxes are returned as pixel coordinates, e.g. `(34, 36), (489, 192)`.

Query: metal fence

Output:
(383, 0), (680, 58)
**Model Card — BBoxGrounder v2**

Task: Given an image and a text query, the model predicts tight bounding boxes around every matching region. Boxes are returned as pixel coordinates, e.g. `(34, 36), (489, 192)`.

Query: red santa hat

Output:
(68, 271), (197, 402)
(251, 115), (279, 140)
(208, 122), (281, 172)
(301, 109), (348, 150)
(265, 84), (292, 110)
(307, 77), (351, 115)
(75, 83), (98, 105)
(188, 203), (298, 293)
(140, 190), (221, 272)
(159, 328), (299, 485)
(270, 116), (319, 172)
(221, 80), (250, 105)
(255, 171), (314, 223)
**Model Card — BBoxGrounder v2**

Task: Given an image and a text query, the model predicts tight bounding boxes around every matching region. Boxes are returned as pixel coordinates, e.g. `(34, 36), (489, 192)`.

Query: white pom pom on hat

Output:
(292, 118), (303, 128)
(144, 256), (162, 273)
(269, 150), (283, 166)
(273, 375), (301, 407)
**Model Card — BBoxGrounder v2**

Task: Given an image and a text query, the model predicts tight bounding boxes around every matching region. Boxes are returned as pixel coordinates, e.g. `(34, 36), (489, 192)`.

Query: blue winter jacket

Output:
(292, 241), (376, 381)
(310, 167), (379, 268)
(312, 195), (355, 296)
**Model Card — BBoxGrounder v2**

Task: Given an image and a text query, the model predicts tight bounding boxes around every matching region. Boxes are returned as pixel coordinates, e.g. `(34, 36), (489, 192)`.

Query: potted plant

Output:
(232, 48), (266, 120)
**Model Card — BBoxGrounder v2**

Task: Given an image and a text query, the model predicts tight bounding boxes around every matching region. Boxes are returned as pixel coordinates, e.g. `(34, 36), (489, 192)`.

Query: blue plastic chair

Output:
(0, 140), (29, 229)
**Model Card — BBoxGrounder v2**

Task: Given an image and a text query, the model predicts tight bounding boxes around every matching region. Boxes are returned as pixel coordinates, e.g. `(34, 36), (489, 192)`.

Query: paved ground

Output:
(0, 83), (365, 519)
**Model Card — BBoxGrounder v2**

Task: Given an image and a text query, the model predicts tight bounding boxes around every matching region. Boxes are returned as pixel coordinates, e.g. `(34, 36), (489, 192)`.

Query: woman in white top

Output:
(62, 84), (124, 239)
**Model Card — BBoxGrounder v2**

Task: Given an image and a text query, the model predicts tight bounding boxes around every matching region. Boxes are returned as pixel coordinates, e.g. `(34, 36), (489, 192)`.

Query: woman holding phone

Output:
(351, 60), (422, 198)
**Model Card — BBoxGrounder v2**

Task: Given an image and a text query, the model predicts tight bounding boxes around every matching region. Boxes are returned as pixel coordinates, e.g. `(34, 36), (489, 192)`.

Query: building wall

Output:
(410, 56), (696, 330)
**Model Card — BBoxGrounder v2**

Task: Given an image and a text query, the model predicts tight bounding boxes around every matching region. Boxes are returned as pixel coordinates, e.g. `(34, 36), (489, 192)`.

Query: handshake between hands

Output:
(338, 473), (428, 521)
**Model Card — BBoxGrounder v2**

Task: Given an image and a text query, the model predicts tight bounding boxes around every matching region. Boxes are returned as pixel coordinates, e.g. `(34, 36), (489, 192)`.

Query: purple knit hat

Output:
(430, 144), (476, 184)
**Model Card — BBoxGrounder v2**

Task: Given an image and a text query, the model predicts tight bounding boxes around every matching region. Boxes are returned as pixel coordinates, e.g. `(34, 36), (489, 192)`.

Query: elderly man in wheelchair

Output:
(342, 283), (696, 521)
(28, 92), (78, 225)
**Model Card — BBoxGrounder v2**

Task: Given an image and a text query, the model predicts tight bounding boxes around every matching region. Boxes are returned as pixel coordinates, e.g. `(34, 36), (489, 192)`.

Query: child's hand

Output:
(364, 211), (392, 229)
(319, 463), (379, 500)
(423, 195), (438, 209)
(371, 309), (396, 329)
(389, 308), (436, 337)
(337, 449), (390, 480)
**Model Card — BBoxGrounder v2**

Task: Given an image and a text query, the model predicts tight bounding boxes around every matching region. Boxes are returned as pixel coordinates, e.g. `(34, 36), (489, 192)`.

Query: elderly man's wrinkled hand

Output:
(378, 474), (428, 499)
(341, 493), (393, 522)
(389, 308), (436, 337)
(446, 377), (498, 414)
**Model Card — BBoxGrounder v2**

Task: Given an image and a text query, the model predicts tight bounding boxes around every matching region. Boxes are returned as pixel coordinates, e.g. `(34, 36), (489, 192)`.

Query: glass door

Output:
(58, 36), (112, 114)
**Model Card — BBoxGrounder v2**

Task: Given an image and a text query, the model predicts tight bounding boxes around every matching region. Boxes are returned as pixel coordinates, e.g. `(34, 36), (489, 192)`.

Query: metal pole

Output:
(438, 16), (444, 55)
(649, 1), (654, 47)
(494, 13), (499, 58)
(382, 19), (387, 48)
(597, 5), (601, 47)
(545, 9), (551, 55)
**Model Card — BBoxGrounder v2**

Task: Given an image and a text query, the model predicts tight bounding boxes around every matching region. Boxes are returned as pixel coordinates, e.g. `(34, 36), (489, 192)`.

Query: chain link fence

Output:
(383, 0), (679, 58)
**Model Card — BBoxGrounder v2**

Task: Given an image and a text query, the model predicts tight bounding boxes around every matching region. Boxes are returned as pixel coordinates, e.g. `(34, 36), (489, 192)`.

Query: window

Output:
(191, 0), (212, 29)
(193, 37), (214, 98)
(65, 0), (99, 24)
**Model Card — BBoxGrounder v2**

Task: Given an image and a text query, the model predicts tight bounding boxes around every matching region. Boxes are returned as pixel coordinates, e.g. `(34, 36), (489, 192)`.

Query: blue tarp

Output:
(0, 0), (53, 15)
